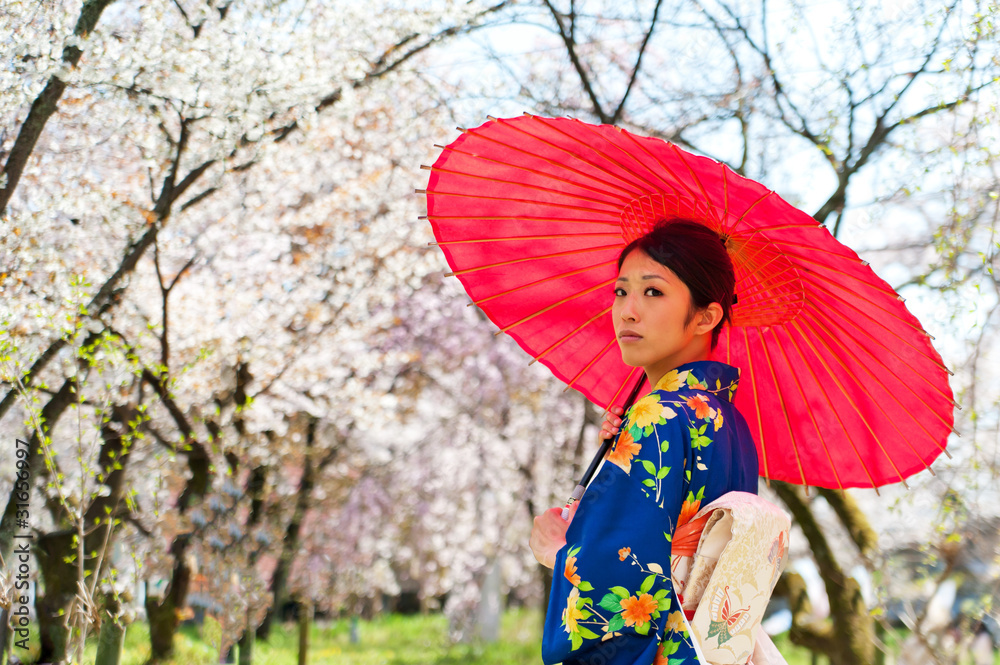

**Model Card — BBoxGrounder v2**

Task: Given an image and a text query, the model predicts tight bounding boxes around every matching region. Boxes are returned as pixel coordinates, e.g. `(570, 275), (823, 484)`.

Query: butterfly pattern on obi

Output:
(705, 585), (752, 644)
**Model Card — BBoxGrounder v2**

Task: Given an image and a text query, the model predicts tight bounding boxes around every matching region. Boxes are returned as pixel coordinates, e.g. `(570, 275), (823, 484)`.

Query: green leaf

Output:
(571, 632), (583, 650)
(640, 574), (655, 594)
(600, 594), (623, 613)
(579, 610), (593, 620)
(653, 588), (669, 600)
(610, 586), (630, 599)
(635, 621), (650, 635)
(608, 614), (625, 632)
(576, 597), (588, 609)
(664, 639), (681, 655)
(658, 597), (672, 611)
(641, 460), (657, 475)
(664, 532), (672, 542)
(568, 545), (582, 557)
(578, 581), (594, 592)
(642, 478), (656, 487)
(660, 440), (670, 452)
(578, 626), (600, 640)
(656, 466), (671, 479)
(651, 610), (661, 619)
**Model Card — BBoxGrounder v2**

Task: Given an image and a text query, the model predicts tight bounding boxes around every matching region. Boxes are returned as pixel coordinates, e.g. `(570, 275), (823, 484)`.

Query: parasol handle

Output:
(560, 436), (614, 520)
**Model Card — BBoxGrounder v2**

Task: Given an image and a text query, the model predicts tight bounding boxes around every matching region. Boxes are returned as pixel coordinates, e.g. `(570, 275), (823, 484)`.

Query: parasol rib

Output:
(801, 310), (945, 466)
(432, 142), (643, 201)
(534, 118), (676, 196)
(497, 279), (615, 334)
(805, 306), (955, 434)
(782, 327), (878, 488)
(803, 278), (947, 370)
(495, 116), (654, 196)
(425, 189), (620, 216)
(445, 244), (620, 278)
(433, 232), (622, 246)
(426, 213), (620, 227)
(790, 319), (908, 487)
(741, 327), (770, 484)
(428, 161), (636, 206)
(669, 144), (729, 221)
(769, 328), (843, 490)
(616, 130), (722, 219)
(605, 366), (643, 411)
(529, 307), (612, 365)
(758, 327), (808, 486)
(473, 262), (609, 306)
(563, 338), (619, 393)
(786, 251), (908, 301)
(732, 190), (776, 230)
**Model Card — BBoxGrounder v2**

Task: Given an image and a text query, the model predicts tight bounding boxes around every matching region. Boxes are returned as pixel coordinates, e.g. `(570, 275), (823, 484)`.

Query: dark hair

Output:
(616, 219), (736, 411)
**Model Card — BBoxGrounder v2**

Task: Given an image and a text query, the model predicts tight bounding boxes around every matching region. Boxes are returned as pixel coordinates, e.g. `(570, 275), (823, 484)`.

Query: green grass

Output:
(20, 611), (995, 665)
(18, 610), (546, 665)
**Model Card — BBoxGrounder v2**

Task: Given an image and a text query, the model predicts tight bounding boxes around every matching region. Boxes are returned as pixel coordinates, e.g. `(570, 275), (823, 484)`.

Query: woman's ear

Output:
(694, 302), (724, 335)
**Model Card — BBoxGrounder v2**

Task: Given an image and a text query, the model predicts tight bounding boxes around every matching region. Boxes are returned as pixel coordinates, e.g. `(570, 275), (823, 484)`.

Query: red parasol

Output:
(420, 114), (955, 490)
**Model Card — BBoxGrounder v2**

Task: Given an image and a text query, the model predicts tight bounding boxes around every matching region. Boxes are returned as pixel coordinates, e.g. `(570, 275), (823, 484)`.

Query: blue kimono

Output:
(542, 361), (759, 665)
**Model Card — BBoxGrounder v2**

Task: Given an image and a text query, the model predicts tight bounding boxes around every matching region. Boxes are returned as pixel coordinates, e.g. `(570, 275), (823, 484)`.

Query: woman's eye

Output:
(644, 287), (662, 296)
(614, 287), (627, 297)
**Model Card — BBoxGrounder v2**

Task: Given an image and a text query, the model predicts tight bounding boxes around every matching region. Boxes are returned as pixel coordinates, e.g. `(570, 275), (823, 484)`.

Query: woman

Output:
(530, 220), (760, 665)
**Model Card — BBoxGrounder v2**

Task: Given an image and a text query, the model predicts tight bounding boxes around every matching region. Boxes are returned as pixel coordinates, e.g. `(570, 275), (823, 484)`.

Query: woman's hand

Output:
(600, 405), (625, 440)
(530, 503), (579, 569)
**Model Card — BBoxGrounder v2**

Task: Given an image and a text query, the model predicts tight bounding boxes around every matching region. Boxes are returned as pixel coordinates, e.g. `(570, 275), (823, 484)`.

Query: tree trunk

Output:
(34, 530), (74, 663)
(0, 608), (10, 665)
(257, 418), (319, 640)
(297, 599), (312, 665)
(772, 482), (877, 665)
(94, 596), (127, 665)
(145, 534), (194, 662)
(34, 402), (136, 663)
(238, 611), (254, 665)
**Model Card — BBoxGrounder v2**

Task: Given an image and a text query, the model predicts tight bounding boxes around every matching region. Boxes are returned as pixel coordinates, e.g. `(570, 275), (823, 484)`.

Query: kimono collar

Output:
(652, 360), (741, 403)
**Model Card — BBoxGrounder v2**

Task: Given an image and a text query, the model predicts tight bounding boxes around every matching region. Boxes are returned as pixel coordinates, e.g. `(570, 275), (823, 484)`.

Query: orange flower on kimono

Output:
(618, 547), (631, 561)
(564, 555), (581, 586)
(563, 588), (584, 634)
(620, 593), (658, 627)
(607, 428), (641, 473)
(676, 495), (701, 528)
(686, 394), (712, 419)
(654, 642), (668, 665)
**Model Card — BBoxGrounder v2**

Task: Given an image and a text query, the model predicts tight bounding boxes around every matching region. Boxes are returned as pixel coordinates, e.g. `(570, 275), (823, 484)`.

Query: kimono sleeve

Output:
(542, 391), (710, 665)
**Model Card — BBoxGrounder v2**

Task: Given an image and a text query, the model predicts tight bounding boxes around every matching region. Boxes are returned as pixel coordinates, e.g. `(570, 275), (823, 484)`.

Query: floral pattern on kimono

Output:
(542, 361), (759, 665)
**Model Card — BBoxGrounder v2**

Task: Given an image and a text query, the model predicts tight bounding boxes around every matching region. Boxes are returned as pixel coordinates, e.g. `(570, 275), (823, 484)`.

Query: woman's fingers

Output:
(599, 408), (623, 439)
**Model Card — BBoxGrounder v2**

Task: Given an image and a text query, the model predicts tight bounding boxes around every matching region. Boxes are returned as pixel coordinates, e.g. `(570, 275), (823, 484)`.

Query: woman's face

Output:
(613, 249), (711, 384)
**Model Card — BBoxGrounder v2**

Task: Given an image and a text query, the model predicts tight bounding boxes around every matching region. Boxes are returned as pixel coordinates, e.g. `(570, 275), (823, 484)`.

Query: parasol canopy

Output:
(421, 114), (955, 490)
